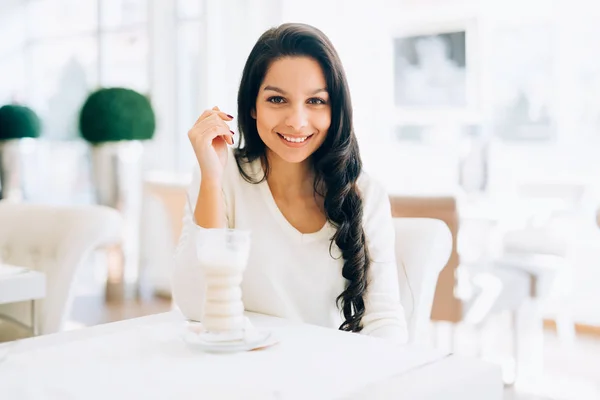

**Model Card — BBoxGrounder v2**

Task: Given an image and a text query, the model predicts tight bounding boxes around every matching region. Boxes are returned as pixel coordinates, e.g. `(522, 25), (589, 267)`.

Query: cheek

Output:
(255, 105), (278, 130)
(313, 111), (331, 133)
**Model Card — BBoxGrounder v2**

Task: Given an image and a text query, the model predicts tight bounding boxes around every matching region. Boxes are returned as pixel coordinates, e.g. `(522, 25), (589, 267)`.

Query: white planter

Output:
(0, 139), (38, 202)
(90, 141), (144, 297)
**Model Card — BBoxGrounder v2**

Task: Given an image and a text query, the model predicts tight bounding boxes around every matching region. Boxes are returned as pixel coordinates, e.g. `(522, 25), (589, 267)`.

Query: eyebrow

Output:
(263, 85), (328, 96)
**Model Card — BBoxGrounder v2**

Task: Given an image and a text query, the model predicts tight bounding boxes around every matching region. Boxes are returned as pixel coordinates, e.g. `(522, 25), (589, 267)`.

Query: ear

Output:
(250, 109), (256, 119)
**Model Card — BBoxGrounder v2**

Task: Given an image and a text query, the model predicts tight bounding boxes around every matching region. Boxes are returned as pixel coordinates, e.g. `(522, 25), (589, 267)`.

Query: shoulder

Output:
(357, 171), (391, 217)
(357, 171), (396, 262)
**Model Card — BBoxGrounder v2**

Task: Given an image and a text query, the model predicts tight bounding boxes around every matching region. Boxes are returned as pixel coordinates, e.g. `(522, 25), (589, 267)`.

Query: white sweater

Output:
(171, 150), (408, 343)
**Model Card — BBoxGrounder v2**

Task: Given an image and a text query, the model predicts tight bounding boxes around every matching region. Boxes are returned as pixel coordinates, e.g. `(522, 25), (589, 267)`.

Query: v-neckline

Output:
(254, 163), (333, 244)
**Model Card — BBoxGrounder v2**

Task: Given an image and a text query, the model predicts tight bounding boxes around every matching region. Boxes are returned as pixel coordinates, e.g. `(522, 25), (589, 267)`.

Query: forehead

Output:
(262, 56), (327, 92)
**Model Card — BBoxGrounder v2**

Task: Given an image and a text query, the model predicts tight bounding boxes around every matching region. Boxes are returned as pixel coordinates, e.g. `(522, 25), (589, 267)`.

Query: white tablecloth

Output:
(0, 312), (502, 399)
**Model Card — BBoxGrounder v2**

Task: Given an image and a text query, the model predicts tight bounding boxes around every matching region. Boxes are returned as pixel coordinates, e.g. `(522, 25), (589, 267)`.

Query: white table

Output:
(0, 312), (503, 399)
(0, 265), (46, 336)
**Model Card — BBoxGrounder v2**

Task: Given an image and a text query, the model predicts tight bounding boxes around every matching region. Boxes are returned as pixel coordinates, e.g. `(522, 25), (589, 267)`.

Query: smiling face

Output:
(253, 56), (331, 164)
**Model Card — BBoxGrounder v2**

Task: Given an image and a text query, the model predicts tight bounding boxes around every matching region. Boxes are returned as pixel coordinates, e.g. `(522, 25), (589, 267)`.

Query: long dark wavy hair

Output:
(234, 23), (369, 332)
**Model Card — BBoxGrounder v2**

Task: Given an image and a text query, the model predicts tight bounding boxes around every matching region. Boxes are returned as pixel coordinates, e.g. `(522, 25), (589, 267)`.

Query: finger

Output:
(193, 109), (214, 126)
(200, 124), (234, 145)
(203, 117), (234, 146)
(204, 113), (234, 133)
(193, 108), (233, 127)
(189, 116), (223, 141)
(211, 105), (234, 121)
(190, 114), (231, 141)
(221, 134), (234, 146)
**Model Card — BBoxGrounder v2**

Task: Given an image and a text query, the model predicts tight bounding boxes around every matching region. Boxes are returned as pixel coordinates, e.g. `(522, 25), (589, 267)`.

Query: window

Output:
(174, 1), (204, 172)
(0, 0), (204, 170)
(27, 0), (98, 39)
(100, 0), (148, 29)
(29, 37), (98, 140)
(100, 30), (149, 92)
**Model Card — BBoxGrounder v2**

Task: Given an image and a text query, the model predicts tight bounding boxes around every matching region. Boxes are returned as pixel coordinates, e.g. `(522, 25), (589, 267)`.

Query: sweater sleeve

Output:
(359, 176), (409, 345)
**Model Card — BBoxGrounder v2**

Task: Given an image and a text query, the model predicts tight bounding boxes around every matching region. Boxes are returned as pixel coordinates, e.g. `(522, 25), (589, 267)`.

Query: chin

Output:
(270, 147), (314, 164)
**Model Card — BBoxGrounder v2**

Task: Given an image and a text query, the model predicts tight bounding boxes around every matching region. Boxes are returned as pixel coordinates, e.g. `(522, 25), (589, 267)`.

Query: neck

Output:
(264, 150), (314, 199)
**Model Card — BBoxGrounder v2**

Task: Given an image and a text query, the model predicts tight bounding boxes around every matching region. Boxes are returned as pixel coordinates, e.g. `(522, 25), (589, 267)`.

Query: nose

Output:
(284, 105), (308, 131)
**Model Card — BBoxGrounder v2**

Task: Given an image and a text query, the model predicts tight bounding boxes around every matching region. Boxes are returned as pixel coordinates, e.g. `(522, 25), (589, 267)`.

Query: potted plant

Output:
(0, 105), (41, 201)
(79, 88), (156, 299)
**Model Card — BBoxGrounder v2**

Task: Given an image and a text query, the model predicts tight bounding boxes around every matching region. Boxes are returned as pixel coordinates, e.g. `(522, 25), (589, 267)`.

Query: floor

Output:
(66, 291), (600, 400)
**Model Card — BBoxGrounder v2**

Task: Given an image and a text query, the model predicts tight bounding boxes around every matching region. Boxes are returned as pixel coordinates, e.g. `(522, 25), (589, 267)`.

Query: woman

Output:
(172, 23), (408, 343)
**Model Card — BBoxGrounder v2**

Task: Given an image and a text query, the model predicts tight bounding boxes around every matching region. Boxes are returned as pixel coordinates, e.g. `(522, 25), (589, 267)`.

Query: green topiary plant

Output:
(0, 105), (41, 141)
(79, 87), (156, 144)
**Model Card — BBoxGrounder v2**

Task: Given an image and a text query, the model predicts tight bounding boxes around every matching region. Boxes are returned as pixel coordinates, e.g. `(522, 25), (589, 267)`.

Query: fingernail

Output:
(230, 130), (235, 135)
(227, 114), (234, 119)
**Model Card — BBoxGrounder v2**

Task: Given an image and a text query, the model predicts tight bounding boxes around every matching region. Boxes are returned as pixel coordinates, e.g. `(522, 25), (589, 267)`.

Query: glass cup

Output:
(195, 228), (251, 335)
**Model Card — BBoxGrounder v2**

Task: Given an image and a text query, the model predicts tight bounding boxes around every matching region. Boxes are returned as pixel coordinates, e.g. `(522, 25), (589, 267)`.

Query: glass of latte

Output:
(195, 229), (251, 335)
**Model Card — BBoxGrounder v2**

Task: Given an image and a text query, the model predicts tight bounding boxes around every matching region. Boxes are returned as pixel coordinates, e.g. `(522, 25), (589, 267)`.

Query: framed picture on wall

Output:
(394, 31), (466, 108)
(392, 18), (480, 126)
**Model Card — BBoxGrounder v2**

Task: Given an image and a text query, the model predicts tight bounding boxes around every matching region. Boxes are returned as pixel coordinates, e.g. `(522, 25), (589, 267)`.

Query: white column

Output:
(146, 0), (177, 172)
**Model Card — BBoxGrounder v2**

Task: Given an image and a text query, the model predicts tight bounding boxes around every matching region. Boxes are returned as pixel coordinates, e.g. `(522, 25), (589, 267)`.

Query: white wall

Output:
(274, 0), (600, 198)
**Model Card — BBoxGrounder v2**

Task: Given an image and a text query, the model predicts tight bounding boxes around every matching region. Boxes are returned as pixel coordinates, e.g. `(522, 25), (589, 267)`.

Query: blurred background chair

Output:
(453, 182), (591, 383)
(393, 217), (452, 344)
(0, 202), (122, 341)
(389, 196), (462, 327)
(142, 174), (189, 299)
(496, 182), (589, 342)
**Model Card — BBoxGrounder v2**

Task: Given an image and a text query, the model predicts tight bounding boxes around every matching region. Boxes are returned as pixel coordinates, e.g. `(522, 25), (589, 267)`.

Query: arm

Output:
(172, 107), (234, 321)
(188, 106), (233, 229)
(360, 179), (409, 344)
(195, 178), (227, 228)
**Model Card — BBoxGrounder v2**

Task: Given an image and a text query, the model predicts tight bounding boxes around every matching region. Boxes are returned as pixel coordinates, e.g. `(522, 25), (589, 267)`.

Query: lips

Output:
(277, 133), (313, 143)
(277, 132), (314, 147)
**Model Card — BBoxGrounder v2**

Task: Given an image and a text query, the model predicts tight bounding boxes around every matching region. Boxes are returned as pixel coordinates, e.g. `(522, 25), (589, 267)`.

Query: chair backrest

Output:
(143, 175), (189, 297)
(144, 173), (190, 245)
(393, 218), (452, 344)
(389, 196), (461, 323)
(0, 202), (122, 334)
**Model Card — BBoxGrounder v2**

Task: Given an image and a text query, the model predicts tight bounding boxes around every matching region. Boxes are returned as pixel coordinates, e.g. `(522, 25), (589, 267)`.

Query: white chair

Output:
(393, 218), (453, 344)
(0, 202), (122, 340)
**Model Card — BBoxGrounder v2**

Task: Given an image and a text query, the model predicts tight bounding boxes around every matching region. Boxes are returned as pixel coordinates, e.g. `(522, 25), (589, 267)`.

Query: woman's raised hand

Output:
(188, 106), (235, 183)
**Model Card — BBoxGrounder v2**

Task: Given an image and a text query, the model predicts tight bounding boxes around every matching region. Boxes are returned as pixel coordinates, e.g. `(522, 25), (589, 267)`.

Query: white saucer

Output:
(182, 321), (278, 353)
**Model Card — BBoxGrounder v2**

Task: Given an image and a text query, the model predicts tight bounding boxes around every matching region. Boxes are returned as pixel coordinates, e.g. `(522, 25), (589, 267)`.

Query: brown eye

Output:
(267, 96), (285, 104)
(307, 98), (327, 105)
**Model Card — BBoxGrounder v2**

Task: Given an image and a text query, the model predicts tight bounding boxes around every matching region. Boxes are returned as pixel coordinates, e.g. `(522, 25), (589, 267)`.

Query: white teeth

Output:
(281, 134), (309, 143)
